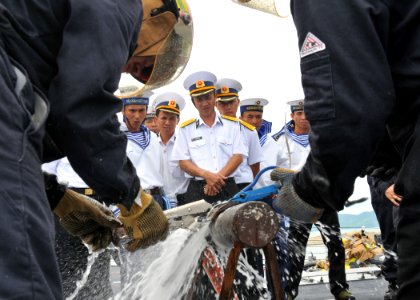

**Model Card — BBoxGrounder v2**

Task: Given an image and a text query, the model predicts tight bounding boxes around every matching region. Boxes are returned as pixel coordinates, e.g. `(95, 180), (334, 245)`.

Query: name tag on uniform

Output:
(189, 137), (206, 148)
(191, 136), (203, 142)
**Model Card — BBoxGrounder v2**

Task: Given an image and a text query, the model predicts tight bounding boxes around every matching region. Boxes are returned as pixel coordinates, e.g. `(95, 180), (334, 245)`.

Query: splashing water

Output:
(66, 247), (102, 300)
(115, 223), (211, 300)
(63, 209), (274, 299)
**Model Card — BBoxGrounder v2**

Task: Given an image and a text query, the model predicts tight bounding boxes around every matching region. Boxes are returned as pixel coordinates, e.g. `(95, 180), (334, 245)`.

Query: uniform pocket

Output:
(188, 138), (206, 162)
(217, 137), (233, 158)
(301, 54), (335, 120)
(169, 161), (183, 177)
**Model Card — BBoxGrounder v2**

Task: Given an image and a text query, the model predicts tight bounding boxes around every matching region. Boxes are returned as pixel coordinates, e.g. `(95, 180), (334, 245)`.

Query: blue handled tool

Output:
(230, 166), (280, 204)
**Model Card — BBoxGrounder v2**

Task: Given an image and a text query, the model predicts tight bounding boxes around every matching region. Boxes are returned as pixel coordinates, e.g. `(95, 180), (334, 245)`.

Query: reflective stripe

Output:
(13, 65), (26, 96)
(12, 65), (48, 131)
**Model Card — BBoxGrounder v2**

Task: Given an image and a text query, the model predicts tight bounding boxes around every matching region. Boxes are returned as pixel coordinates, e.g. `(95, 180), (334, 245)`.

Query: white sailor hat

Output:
(239, 98), (269, 114)
(145, 105), (156, 119)
(153, 92), (186, 115)
(215, 78), (242, 102)
(117, 87), (154, 107)
(287, 99), (304, 112)
(183, 71), (217, 97)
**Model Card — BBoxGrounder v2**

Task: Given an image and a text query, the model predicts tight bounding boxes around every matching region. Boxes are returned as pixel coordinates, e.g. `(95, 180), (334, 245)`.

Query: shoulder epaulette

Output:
(221, 115), (239, 122)
(239, 119), (256, 131)
(180, 118), (196, 128)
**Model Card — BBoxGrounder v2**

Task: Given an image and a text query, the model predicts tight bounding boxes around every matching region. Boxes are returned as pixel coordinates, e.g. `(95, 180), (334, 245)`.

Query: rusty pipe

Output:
(209, 201), (279, 248)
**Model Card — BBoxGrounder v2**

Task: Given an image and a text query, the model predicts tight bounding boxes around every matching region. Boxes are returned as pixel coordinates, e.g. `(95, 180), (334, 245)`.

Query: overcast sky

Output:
(121, 0), (374, 215)
(148, 0), (303, 132)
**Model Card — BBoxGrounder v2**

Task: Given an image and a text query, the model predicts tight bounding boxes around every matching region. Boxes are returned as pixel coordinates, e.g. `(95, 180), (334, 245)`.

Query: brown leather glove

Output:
(271, 167), (324, 224)
(54, 189), (122, 251)
(117, 189), (169, 251)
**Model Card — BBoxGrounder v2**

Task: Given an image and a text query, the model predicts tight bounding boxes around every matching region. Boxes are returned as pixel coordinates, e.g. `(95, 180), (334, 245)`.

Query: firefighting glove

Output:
(53, 189), (122, 251)
(271, 168), (324, 224)
(117, 189), (169, 251)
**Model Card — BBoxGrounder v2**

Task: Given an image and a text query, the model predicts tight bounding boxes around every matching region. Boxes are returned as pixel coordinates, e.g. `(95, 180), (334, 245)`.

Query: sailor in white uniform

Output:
(272, 100), (311, 171)
(118, 89), (169, 210)
(153, 92), (189, 208)
(215, 78), (263, 190)
(42, 157), (92, 194)
(172, 71), (247, 204)
(239, 98), (287, 188)
(144, 105), (159, 135)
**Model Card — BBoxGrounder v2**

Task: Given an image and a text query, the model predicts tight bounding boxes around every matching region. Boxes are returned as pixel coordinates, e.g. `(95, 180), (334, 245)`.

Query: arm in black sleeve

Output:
(47, 0), (142, 209)
(366, 131), (402, 181)
(366, 131), (401, 196)
(291, 0), (395, 211)
(43, 172), (66, 210)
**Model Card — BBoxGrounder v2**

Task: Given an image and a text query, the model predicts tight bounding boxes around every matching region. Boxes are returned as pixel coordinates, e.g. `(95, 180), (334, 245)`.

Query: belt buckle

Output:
(84, 188), (94, 196)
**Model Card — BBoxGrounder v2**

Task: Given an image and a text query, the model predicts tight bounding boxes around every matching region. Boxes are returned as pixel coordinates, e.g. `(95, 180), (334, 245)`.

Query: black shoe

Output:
(334, 289), (356, 300)
(384, 282), (398, 300)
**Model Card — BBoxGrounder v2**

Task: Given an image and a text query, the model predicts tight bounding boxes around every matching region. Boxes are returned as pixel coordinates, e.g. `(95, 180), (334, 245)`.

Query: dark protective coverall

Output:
(285, 211), (347, 298)
(367, 132), (401, 287)
(291, 1), (420, 298)
(0, 0), (142, 298)
(368, 176), (398, 285)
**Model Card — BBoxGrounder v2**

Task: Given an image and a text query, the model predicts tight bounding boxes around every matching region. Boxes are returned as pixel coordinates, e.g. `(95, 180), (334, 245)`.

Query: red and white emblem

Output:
(300, 32), (326, 58)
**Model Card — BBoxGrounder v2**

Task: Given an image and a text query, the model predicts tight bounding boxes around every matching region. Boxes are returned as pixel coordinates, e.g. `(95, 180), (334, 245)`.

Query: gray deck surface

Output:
(110, 263), (389, 299)
(298, 278), (388, 300)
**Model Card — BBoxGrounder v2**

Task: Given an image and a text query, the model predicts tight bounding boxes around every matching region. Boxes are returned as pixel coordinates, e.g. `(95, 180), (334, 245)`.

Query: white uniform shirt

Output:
(274, 132), (310, 229)
(275, 133), (311, 171)
(158, 133), (189, 205)
(126, 131), (164, 190)
(42, 157), (88, 188)
(171, 114), (247, 179)
(235, 124), (263, 184)
(256, 137), (289, 188)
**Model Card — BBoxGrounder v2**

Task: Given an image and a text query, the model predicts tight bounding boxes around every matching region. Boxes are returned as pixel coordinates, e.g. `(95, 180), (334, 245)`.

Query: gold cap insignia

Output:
(196, 80), (205, 88)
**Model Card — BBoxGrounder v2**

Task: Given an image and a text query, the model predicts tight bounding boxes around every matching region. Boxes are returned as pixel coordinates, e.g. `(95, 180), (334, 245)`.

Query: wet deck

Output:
(299, 278), (388, 300)
(110, 262), (389, 299)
